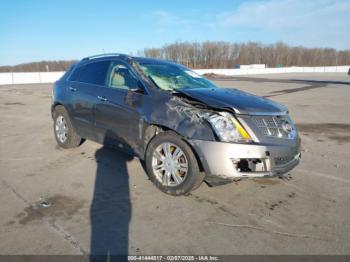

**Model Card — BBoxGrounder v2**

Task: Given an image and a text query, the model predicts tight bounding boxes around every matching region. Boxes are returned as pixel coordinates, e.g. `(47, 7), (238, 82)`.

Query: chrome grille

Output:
(251, 115), (296, 139)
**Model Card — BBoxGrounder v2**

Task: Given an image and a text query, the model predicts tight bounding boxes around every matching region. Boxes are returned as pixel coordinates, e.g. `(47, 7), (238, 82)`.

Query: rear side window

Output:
(70, 61), (110, 85)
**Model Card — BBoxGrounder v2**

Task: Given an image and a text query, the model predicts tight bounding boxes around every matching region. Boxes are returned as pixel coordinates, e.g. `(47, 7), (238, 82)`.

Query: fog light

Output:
(233, 158), (267, 172)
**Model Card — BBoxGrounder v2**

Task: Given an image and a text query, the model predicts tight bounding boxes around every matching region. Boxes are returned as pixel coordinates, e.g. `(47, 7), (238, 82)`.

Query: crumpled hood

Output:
(178, 87), (287, 115)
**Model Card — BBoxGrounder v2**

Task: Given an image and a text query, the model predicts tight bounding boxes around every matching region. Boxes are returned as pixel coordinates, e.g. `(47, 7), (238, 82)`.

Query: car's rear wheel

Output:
(145, 131), (204, 196)
(53, 106), (84, 149)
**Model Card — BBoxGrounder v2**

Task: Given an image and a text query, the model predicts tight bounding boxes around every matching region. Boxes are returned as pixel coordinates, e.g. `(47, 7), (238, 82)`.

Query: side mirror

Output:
(129, 87), (144, 93)
(114, 65), (127, 71)
(129, 81), (145, 94)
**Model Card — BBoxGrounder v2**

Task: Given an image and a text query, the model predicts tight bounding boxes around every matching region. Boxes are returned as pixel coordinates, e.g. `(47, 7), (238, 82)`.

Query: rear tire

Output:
(53, 105), (84, 149)
(145, 131), (205, 196)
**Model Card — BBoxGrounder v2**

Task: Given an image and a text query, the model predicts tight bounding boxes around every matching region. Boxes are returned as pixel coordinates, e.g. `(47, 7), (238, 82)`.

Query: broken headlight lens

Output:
(201, 112), (251, 143)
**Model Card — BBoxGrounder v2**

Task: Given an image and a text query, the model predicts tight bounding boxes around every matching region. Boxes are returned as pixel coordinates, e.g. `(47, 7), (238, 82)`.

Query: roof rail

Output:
(81, 53), (129, 61)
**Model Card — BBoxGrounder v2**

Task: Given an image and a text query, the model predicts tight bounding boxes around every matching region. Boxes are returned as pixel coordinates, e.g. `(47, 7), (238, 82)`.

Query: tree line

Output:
(1, 41), (349, 72)
(0, 60), (77, 72)
(140, 41), (350, 69)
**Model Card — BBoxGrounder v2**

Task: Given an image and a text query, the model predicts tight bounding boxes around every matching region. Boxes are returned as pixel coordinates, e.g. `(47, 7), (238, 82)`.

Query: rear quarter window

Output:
(58, 64), (76, 81)
(68, 66), (82, 81)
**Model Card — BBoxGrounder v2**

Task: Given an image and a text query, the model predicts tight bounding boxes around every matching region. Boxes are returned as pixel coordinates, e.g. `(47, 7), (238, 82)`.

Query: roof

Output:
(79, 53), (181, 67)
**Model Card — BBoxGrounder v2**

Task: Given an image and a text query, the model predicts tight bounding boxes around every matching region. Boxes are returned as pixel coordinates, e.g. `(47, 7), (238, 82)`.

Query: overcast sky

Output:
(0, 0), (349, 65)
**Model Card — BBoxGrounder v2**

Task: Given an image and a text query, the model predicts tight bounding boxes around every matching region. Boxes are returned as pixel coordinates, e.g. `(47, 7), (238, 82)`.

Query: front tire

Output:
(145, 131), (204, 196)
(53, 106), (84, 149)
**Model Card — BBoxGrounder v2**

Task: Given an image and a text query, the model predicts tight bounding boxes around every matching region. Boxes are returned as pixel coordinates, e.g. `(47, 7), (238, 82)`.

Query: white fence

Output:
(0, 72), (65, 85)
(195, 65), (350, 76)
(0, 66), (349, 85)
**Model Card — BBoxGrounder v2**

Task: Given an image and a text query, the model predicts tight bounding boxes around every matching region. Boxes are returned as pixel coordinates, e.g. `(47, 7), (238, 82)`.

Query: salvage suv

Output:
(52, 54), (301, 195)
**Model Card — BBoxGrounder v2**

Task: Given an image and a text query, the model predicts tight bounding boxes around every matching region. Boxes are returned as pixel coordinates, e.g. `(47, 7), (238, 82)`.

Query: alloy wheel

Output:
(151, 142), (188, 187)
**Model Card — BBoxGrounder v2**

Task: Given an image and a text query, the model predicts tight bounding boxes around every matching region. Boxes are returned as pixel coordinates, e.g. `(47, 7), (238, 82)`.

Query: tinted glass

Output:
(69, 66), (81, 81)
(79, 61), (110, 85)
(59, 63), (76, 81)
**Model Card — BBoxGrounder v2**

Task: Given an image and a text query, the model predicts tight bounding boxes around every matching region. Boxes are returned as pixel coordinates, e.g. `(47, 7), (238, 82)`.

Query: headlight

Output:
(200, 112), (251, 142)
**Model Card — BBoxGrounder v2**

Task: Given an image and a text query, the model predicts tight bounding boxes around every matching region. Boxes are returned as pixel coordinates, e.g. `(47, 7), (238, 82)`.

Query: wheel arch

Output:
(143, 123), (205, 172)
(51, 102), (63, 119)
(51, 103), (78, 133)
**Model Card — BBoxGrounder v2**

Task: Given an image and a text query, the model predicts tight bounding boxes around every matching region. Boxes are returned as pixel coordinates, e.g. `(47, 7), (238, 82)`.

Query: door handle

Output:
(97, 95), (108, 102)
(69, 87), (77, 92)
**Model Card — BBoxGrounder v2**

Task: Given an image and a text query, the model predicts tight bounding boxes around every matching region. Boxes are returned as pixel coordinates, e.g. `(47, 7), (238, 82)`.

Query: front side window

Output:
(78, 61), (110, 85)
(107, 62), (139, 90)
(135, 62), (217, 91)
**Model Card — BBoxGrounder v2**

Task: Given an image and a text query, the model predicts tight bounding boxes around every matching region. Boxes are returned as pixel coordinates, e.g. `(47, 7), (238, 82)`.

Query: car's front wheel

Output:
(145, 131), (204, 196)
(53, 105), (84, 149)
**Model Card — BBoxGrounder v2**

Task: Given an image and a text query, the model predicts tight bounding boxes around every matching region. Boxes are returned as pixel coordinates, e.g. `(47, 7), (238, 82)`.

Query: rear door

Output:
(94, 60), (146, 155)
(66, 60), (110, 139)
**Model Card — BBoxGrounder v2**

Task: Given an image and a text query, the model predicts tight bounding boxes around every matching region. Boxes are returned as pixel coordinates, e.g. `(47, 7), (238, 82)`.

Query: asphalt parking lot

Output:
(0, 73), (349, 255)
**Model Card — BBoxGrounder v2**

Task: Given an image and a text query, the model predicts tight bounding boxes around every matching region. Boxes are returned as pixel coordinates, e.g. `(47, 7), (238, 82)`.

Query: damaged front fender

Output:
(143, 92), (217, 142)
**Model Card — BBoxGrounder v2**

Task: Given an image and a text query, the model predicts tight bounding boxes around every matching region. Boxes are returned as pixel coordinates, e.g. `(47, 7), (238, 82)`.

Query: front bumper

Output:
(189, 138), (301, 184)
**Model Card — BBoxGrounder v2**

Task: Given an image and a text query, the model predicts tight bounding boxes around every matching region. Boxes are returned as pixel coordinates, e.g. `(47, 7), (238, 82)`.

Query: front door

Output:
(94, 61), (146, 155)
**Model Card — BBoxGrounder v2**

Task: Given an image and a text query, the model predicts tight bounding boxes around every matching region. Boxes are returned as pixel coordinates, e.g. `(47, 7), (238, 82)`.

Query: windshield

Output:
(136, 62), (217, 91)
